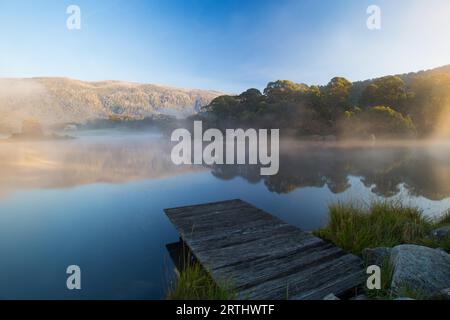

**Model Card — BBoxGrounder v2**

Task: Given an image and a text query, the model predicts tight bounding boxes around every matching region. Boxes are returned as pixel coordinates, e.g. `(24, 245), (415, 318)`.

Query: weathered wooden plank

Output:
(168, 207), (271, 236)
(236, 254), (364, 300)
(291, 270), (365, 300)
(193, 231), (319, 269)
(187, 222), (291, 250)
(212, 243), (344, 289)
(169, 211), (286, 247)
(165, 199), (248, 218)
(164, 199), (365, 300)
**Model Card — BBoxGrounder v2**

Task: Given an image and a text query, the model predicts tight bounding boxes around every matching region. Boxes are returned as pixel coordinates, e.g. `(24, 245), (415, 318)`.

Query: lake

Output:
(0, 132), (450, 299)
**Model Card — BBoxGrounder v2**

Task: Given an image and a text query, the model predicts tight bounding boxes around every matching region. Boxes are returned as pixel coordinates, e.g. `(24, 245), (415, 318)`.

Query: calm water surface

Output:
(0, 132), (450, 299)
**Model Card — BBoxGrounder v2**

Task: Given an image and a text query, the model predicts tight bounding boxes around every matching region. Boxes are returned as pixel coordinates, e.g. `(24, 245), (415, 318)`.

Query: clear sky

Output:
(0, 0), (449, 93)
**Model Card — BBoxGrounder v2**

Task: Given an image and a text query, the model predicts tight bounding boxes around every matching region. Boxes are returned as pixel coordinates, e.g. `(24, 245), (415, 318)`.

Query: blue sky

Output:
(0, 0), (449, 92)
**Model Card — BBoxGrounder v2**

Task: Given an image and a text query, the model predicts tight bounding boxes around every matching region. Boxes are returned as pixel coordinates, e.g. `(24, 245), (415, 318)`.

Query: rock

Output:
(394, 297), (415, 300)
(323, 293), (340, 300)
(431, 226), (450, 240)
(362, 247), (392, 266)
(390, 245), (450, 297)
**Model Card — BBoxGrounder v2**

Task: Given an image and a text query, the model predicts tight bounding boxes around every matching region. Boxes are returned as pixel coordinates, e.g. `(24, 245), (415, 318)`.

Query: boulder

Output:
(390, 245), (450, 297)
(362, 247), (392, 266)
(431, 226), (450, 240)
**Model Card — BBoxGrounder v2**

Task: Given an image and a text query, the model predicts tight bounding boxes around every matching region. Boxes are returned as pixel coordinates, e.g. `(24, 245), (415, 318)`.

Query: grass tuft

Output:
(436, 210), (450, 226)
(167, 259), (236, 300)
(315, 200), (449, 255)
(315, 200), (450, 300)
(365, 257), (394, 300)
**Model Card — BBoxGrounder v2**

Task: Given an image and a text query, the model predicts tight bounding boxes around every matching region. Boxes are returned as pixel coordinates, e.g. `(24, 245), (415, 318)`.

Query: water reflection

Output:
(211, 142), (450, 201)
(1, 135), (450, 299)
(0, 134), (201, 198)
(1, 136), (450, 201)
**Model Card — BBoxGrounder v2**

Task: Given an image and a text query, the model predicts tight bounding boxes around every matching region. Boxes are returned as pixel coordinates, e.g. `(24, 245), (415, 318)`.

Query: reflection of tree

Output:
(355, 150), (412, 197)
(210, 144), (450, 201)
(3, 138), (450, 202)
(381, 154), (450, 201)
(211, 165), (262, 184)
(210, 147), (353, 195)
(0, 137), (202, 197)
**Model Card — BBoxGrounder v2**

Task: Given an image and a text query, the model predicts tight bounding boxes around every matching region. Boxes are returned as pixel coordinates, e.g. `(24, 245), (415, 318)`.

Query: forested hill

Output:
(198, 65), (450, 139)
(0, 78), (222, 133)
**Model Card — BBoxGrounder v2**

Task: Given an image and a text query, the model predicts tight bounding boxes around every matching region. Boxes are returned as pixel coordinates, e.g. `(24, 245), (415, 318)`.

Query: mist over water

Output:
(2, 133), (450, 204)
(0, 131), (450, 299)
(0, 132), (200, 198)
(0, 79), (52, 132)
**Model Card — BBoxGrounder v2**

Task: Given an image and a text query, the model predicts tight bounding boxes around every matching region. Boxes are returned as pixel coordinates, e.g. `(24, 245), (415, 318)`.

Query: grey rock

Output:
(394, 297), (415, 300)
(323, 293), (340, 300)
(362, 247), (392, 266)
(431, 226), (450, 240)
(390, 245), (450, 297)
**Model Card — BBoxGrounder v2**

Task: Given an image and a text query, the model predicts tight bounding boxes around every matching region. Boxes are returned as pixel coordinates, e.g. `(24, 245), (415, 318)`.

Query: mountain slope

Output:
(0, 77), (223, 133)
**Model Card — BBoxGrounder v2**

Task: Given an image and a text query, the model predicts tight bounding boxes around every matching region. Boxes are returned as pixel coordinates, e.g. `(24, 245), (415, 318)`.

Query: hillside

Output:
(0, 77), (223, 133)
(199, 65), (450, 139)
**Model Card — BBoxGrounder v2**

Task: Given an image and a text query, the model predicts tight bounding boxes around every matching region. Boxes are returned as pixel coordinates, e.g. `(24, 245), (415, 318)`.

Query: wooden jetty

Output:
(165, 199), (365, 300)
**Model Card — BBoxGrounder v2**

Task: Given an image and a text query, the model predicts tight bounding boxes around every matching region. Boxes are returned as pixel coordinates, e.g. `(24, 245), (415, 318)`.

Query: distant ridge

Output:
(0, 77), (224, 133)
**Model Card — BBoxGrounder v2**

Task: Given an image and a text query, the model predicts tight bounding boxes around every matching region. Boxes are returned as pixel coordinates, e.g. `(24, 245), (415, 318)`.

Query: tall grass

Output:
(314, 201), (450, 300)
(315, 200), (449, 255)
(436, 210), (450, 226)
(365, 257), (395, 300)
(167, 260), (236, 300)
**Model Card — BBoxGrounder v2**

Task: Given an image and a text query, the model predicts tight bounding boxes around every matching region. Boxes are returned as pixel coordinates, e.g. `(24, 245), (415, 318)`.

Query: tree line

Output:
(196, 65), (450, 139)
